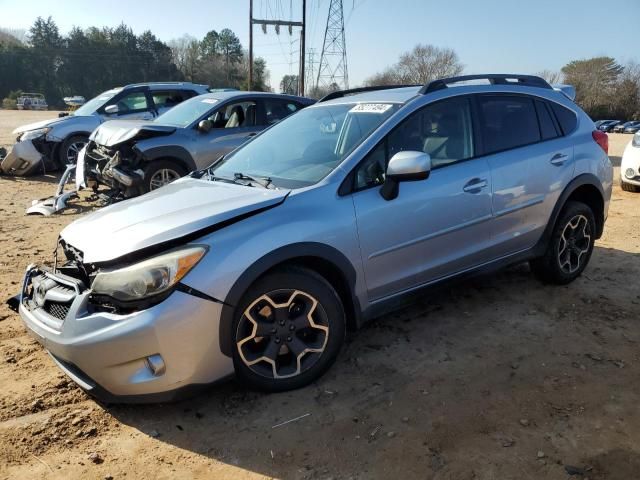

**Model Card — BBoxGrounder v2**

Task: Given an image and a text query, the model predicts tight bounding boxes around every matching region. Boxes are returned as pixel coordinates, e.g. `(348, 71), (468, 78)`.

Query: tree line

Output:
(0, 17), (269, 109)
(364, 44), (640, 121)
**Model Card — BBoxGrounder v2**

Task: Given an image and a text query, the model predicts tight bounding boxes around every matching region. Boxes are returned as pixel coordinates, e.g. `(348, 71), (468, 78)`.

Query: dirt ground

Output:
(0, 109), (639, 480)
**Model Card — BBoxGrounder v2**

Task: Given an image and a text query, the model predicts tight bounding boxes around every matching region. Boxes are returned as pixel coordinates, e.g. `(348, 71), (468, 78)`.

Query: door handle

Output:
(463, 178), (488, 193)
(550, 153), (569, 165)
(245, 132), (257, 139)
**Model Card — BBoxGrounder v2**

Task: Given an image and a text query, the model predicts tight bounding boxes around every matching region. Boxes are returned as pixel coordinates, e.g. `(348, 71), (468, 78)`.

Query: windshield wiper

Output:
(233, 172), (274, 189)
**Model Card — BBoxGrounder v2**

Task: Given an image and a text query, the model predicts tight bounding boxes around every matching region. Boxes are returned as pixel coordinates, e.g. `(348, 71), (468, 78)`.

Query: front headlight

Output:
(91, 246), (207, 303)
(20, 127), (51, 142)
(633, 133), (640, 147)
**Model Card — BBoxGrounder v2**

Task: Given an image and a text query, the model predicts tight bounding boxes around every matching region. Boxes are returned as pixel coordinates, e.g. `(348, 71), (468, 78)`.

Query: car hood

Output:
(90, 120), (177, 147)
(12, 115), (83, 135)
(61, 177), (289, 264)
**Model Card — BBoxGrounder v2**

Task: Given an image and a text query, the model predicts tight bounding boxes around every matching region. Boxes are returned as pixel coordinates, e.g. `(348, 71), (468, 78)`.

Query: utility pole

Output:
(249, 0), (306, 95)
(317, 0), (349, 91)
(249, 0), (254, 90)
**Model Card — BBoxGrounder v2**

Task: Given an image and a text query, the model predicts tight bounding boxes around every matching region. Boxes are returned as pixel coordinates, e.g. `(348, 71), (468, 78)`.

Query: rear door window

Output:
(151, 90), (194, 110)
(478, 95), (541, 154)
(549, 102), (578, 135)
(534, 100), (559, 140)
(263, 99), (301, 125)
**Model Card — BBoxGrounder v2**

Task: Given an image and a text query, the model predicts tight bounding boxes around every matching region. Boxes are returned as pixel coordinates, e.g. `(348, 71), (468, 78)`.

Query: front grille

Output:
(43, 301), (71, 320)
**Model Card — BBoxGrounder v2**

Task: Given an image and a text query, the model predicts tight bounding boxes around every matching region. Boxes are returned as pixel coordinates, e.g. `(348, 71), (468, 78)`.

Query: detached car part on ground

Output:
(1, 82), (208, 177)
(10, 74), (612, 403)
(76, 92), (314, 198)
(620, 132), (640, 192)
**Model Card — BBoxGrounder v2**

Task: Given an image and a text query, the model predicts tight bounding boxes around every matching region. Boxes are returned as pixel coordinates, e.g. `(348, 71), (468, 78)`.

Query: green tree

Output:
(217, 28), (243, 83)
(561, 57), (623, 116)
(280, 74), (298, 94)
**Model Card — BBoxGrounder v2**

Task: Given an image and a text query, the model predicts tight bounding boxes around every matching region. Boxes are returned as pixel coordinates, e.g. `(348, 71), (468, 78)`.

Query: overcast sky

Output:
(1, 0), (638, 89)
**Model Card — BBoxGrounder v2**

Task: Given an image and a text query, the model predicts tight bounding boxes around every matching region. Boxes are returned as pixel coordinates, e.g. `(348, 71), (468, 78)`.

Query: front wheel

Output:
(59, 135), (88, 166)
(530, 201), (596, 285)
(232, 266), (346, 392)
(142, 160), (187, 193)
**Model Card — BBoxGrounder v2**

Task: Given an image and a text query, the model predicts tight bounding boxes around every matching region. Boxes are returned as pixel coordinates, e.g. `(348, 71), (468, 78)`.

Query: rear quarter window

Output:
(549, 102), (578, 135)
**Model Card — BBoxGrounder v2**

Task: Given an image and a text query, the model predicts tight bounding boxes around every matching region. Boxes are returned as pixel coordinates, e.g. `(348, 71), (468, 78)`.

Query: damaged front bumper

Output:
(0, 139), (44, 176)
(26, 163), (78, 216)
(83, 143), (145, 192)
(16, 263), (233, 403)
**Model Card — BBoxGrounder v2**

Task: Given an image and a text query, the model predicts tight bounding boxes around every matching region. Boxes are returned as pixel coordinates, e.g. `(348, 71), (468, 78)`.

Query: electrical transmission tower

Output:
(316, 0), (349, 91)
(305, 48), (316, 94)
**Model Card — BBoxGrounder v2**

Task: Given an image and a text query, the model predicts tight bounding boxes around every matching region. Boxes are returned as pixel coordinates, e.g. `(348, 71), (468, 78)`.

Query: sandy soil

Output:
(0, 110), (639, 480)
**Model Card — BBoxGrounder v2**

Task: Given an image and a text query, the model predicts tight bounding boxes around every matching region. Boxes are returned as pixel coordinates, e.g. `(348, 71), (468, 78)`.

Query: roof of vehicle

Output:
(315, 86), (421, 106)
(122, 82), (210, 91)
(316, 74), (569, 107)
(199, 91), (316, 104)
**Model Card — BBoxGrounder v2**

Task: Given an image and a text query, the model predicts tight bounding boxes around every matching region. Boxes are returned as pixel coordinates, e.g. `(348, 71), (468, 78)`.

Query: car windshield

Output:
(156, 96), (218, 127)
(74, 89), (121, 116)
(210, 102), (401, 188)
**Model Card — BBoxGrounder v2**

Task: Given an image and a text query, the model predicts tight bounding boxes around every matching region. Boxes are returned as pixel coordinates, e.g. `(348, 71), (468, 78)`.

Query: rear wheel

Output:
(232, 266), (346, 392)
(621, 181), (640, 192)
(59, 135), (88, 165)
(142, 159), (187, 193)
(531, 201), (596, 285)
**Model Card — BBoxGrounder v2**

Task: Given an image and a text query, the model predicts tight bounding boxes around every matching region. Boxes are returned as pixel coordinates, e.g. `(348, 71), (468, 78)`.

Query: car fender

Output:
(139, 145), (197, 172)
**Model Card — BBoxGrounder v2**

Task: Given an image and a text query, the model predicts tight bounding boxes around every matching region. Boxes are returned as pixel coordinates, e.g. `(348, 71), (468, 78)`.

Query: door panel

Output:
(353, 158), (493, 300)
(192, 100), (262, 169)
(477, 95), (575, 256)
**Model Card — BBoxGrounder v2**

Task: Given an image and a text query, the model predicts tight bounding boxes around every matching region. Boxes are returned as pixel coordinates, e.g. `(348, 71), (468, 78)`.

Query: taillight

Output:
(592, 129), (608, 154)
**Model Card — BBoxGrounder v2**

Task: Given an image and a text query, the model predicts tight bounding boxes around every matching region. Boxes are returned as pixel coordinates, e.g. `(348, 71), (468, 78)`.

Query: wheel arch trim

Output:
(140, 146), (197, 172)
(536, 173), (606, 255)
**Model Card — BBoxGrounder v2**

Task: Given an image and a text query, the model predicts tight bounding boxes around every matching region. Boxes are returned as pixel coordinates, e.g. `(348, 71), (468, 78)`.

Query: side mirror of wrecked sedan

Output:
(104, 105), (119, 115)
(198, 119), (213, 133)
(380, 150), (431, 201)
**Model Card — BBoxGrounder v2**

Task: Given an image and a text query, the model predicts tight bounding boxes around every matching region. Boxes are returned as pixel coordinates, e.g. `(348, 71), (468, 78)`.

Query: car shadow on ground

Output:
(103, 246), (640, 478)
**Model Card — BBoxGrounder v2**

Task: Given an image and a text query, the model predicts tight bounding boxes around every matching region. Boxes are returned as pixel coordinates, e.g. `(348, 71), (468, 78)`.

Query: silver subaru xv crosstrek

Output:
(13, 74), (612, 402)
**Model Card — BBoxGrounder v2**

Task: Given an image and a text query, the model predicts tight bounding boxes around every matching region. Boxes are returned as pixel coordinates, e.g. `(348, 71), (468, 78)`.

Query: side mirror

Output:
(198, 119), (213, 133)
(104, 105), (119, 115)
(380, 151), (431, 201)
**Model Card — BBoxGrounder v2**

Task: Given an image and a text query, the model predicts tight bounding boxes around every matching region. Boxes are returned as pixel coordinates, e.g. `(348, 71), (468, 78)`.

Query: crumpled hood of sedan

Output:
(61, 178), (289, 263)
(90, 119), (176, 147)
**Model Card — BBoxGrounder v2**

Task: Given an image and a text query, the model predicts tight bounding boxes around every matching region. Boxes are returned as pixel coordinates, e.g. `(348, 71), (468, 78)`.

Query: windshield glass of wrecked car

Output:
(210, 102), (400, 188)
(155, 96), (219, 128)
(74, 89), (121, 116)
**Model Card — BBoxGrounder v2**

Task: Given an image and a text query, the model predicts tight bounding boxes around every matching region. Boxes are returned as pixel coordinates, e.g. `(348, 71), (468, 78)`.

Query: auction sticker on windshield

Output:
(350, 103), (393, 113)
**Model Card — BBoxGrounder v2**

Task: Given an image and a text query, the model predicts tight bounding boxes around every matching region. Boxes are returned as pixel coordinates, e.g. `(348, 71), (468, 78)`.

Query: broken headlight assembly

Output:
(90, 246), (207, 308)
(20, 127), (51, 142)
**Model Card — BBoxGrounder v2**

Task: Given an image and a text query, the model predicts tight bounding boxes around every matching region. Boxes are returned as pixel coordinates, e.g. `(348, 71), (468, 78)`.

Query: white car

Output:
(621, 132), (640, 192)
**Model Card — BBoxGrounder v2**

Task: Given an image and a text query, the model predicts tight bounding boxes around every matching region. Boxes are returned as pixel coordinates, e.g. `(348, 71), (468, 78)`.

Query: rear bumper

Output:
(19, 266), (234, 402)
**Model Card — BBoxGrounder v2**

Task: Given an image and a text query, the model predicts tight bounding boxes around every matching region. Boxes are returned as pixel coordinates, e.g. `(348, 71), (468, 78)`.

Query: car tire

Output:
(142, 160), (187, 193)
(621, 181), (640, 193)
(530, 201), (596, 285)
(59, 135), (88, 166)
(232, 266), (346, 392)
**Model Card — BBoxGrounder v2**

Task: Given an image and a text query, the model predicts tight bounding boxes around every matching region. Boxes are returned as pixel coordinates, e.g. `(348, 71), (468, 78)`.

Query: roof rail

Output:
(420, 74), (552, 95)
(318, 84), (419, 102)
